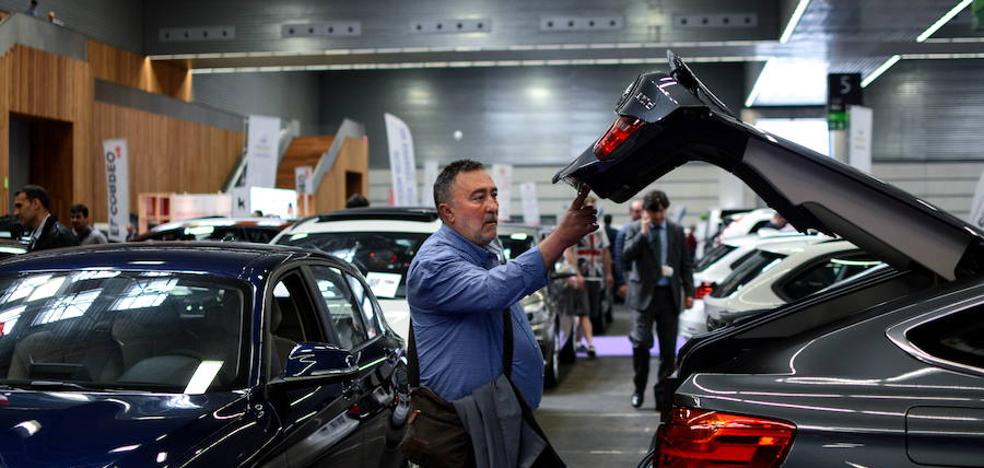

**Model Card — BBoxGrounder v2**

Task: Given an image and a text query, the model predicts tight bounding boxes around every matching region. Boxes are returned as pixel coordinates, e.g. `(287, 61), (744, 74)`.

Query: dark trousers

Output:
(629, 287), (678, 393)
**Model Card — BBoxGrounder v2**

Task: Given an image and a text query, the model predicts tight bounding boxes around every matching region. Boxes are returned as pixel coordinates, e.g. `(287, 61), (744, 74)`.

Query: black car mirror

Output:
(271, 343), (360, 386)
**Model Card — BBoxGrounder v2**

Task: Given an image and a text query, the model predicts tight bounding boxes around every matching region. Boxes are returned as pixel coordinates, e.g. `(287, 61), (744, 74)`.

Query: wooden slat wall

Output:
(92, 102), (244, 223)
(276, 135), (334, 189)
(314, 137), (368, 212)
(87, 40), (192, 102)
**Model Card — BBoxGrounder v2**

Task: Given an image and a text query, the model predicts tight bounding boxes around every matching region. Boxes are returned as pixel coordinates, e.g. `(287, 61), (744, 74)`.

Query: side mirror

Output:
(274, 343), (360, 385)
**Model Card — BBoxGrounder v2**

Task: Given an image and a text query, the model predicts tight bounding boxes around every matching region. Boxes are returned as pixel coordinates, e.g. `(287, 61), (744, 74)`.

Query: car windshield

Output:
(0, 270), (247, 393)
(278, 232), (429, 298)
(711, 250), (786, 298)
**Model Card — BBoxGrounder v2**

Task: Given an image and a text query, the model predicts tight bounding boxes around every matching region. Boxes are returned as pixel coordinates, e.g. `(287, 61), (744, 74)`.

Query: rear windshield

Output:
(0, 270), (247, 393)
(278, 232), (429, 298)
(711, 250), (785, 298)
(697, 244), (736, 272)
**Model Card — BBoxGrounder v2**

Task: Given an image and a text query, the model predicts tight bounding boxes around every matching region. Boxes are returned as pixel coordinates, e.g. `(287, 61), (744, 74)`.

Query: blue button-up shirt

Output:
(649, 220), (670, 286)
(407, 224), (548, 408)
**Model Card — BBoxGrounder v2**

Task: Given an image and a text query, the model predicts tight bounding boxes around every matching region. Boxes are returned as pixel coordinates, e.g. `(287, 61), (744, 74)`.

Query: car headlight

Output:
(522, 291), (550, 327)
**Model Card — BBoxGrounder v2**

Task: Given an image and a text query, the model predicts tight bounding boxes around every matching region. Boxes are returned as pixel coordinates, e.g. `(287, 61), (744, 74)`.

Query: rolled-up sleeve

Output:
(408, 246), (548, 315)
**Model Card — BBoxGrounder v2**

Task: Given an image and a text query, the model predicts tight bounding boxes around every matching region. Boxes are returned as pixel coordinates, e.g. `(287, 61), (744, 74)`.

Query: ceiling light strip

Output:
(744, 59), (772, 107)
(860, 55), (901, 88)
(779, 0), (810, 44)
(916, 0), (973, 43)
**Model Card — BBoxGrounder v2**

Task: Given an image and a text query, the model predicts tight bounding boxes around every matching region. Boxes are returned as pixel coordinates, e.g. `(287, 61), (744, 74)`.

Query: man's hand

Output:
(605, 272), (614, 288)
(684, 296), (694, 309)
(640, 210), (651, 236)
(617, 284), (628, 299)
(539, 186), (599, 267)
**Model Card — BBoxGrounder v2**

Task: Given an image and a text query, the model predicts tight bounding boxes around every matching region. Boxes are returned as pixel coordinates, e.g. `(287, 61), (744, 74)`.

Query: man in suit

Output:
(622, 190), (694, 409)
(13, 185), (79, 252)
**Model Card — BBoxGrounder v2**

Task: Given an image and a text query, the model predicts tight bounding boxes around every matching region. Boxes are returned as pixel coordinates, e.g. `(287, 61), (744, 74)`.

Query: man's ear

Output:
(438, 203), (454, 224)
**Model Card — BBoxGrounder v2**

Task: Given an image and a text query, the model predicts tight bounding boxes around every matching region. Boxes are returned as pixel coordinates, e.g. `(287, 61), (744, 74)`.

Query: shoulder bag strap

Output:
(502, 308), (513, 378)
(408, 318), (420, 388)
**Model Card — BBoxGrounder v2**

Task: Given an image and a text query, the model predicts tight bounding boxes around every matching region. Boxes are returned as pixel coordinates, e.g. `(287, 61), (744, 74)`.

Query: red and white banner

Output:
(102, 139), (130, 242)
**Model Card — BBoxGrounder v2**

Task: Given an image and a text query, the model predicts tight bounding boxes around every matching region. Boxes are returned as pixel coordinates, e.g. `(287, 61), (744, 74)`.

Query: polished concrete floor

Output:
(537, 305), (661, 468)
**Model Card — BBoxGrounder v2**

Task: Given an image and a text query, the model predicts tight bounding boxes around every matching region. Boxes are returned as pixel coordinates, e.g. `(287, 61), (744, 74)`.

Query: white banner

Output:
(421, 160), (439, 206)
(491, 164), (513, 221)
(244, 115), (281, 189)
(970, 170), (984, 229)
(249, 187), (298, 219)
(294, 166), (314, 194)
(384, 113), (418, 206)
(718, 172), (745, 209)
(230, 186), (251, 218)
(848, 105), (873, 173)
(519, 181), (540, 226)
(102, 139), (130, 242)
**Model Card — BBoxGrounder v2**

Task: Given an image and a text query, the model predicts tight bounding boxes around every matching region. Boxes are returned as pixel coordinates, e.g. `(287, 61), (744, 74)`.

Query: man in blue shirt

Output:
(622, 190), (694, 410)
(407, 159), (597, 409)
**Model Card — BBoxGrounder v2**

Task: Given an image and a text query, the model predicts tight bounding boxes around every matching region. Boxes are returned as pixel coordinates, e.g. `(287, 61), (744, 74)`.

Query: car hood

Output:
(554, 51), (984, 281)
(0, 390), (245, 466)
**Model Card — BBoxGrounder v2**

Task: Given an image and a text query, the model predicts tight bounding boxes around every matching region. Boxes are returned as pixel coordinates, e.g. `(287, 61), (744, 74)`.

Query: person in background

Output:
(346, 193), (370, 208)
(46, 10), (62, 26)
(25, 0), (39, 17)
(126, 213), (139, 241)
(764, 212), (795, 232)
(565, 196), (614, 354)
(69, 204), (107, 245)
(622, 190), (694, 409)
(614, 199), (643, 300)
(13, 185), (78, 252)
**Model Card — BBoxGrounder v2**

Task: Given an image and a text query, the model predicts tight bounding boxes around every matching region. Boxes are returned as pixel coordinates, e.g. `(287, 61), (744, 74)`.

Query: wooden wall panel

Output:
(91, 102), (244, 223)
(87, 40), (192, 101)
(314, 137), (369, 213)
(276, 135), (334, 189)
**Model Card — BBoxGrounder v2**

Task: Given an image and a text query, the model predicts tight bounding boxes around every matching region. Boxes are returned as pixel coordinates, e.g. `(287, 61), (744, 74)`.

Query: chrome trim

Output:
(885, 294), (984, 378)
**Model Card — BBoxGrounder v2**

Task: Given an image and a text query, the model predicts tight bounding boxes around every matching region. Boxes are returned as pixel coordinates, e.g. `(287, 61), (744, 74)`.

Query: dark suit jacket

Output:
(30, 215), (79, 252)
(622, 219), (694, 312)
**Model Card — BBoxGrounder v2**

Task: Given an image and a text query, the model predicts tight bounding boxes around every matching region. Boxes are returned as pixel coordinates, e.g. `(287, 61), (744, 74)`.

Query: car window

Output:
(0, 270), (247, 393)
(907, 306), (984, 371)
(780, 253), (883, 301)
(696, 244), (737, 272)
(309, 266), (369, 350)
(498, 232), (536, 260)
(345, 273), (381, 340)
(244, 228), (277, 243)
(278, 232), (428, 298)
(711, 250), (785, 298)
(269, 272), (325, 376)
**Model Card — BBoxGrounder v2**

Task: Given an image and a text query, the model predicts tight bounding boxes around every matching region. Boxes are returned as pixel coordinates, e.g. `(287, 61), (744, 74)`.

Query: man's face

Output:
(12, 193), (42, 229)
(70, 212), (88, 231)
(629, 201), (643, 221)
(441, 169), (499, 246)
(646, 207), (667, 225)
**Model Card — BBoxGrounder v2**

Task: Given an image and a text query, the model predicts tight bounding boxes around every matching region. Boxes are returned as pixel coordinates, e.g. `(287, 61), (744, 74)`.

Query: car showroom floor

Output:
(537, 305), (657, 468)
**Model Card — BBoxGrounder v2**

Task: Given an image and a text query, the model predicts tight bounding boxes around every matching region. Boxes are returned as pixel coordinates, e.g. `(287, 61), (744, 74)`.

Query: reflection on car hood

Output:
(554, 51), (984, 281)
(0, 390), (244, 466)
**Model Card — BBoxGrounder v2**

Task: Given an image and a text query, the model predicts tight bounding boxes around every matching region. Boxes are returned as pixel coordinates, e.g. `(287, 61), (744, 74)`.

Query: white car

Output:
(717, 207), (784, 241)
(679, 233), (825, 339)
(704, 239), (883, 330)
(271, 207), (575, 388)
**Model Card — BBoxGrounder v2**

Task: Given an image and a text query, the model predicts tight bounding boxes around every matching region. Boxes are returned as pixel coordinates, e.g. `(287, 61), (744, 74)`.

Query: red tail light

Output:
(694, 281), (715, 300)
(658, 406), (795, 468)
(593, 115), (644, 160)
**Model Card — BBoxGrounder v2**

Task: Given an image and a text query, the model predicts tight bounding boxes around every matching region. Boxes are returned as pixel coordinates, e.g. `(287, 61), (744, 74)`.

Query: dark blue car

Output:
(0, 243), (409, 467)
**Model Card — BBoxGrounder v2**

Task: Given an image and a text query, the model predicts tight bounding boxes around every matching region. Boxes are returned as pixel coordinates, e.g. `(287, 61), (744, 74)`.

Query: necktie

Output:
(649, 224), (662, 276)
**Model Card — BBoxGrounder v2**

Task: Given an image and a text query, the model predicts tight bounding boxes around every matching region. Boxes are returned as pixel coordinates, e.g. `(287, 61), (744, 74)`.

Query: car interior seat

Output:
(268, 298), (299, 378)
(7, 311), (122, 382)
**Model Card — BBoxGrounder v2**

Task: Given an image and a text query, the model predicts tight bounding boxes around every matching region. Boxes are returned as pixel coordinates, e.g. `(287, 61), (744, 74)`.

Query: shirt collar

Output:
(33, 214), (50, 240)
(437, 224), (499, 266)
(648, 219), (667, 231)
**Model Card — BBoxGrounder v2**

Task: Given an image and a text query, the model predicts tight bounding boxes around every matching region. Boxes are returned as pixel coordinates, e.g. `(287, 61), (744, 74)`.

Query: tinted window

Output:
(309, 266), (369, 350)
(149, 226), (244, 242)
(696, 244), (736, 272)
(908, 306), (984, 371)
(0, 270), (246, 393)
(498, 232), (536, 261)
(711, 250), (785, 298)
(278, 232), (428, 298)
(781, 254), (883, 301)
(345, 272), (381, 340)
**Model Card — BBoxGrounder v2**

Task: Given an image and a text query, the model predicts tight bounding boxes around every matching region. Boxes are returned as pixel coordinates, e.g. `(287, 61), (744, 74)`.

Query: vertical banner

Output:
(491, 164), (513, 221)
(848, 106), (873, 173)
(244, 115), (281, 189)
(102, 139), (130, 242)
(229, 186), (251, 218)
(421, 160), (440, 206)
(294, 166), (314, 218)
(969, 170), (984, 229)
(718, 172), (745, 209)
(519, 181), (540, 227)
(384, 113), (418, 206)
